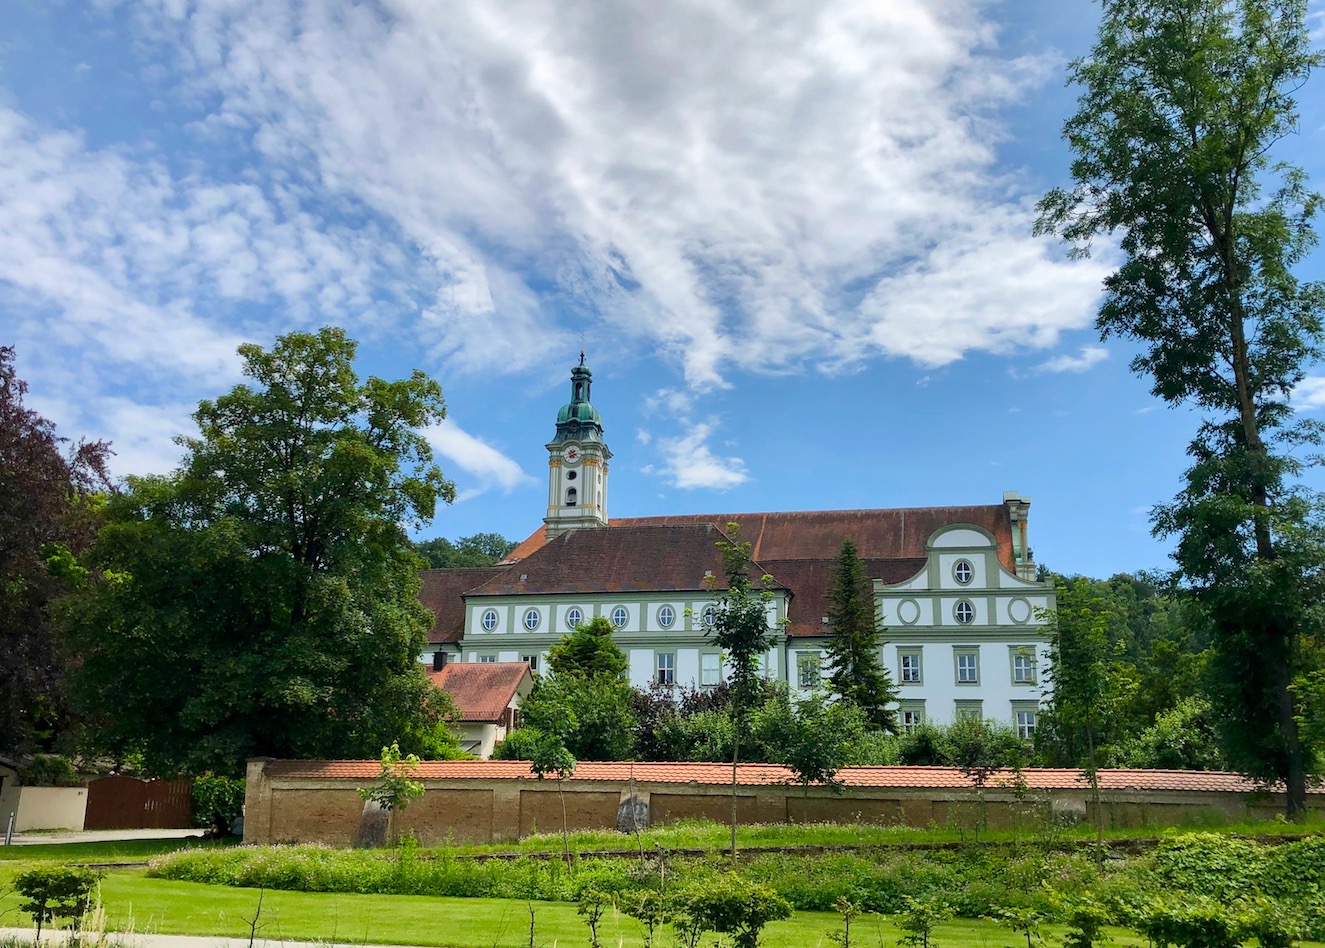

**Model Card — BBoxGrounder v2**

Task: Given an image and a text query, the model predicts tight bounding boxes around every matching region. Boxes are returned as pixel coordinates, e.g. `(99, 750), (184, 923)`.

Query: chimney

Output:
(1002, 492), (1037, 580)
(432, 650), (448, 672)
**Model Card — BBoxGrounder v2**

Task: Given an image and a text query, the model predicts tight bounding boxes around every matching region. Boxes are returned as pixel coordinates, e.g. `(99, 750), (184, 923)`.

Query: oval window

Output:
(566, 607), (583, 628)
(481, 609), (498, 631)
(523, 609), (541, 631)
(658, 605), (675, 628)
(611, 606), (629, 628)
(953, 559), (974, 585)
(954, 600), (975, 624)
(703, 605), (718, 627)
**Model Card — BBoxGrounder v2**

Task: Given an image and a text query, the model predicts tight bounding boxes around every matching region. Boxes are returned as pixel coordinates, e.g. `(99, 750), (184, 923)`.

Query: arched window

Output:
(566, 487), (577, 506)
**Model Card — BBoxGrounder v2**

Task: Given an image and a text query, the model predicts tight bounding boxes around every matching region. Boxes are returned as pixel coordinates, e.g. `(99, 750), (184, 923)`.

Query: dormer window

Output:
(566, 487), (577, 506)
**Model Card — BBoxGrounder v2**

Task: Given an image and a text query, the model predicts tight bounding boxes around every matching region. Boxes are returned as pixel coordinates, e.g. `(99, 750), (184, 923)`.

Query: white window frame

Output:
(656, 651), (676, 686)
(700, 652), (721, 686)
(953, 558), (974, 585)
(565, 607), (583, 629)
(521, 654), (540, 672)
(611, 606), (629, 628)
(481, 609), (499, 632)
(657, 605), (676, 629)
(900, 701), (925, 733)
(954, 650), (979, 684)
(702, 605), (718, 627)
(899, 650), (923, 685)
(1011, 648), (1038, 685)
(477, 654), (497, 663)
(523, 608), (541, 631)
(954, 600), (974, 624)
(1016, 709), (1038, 740)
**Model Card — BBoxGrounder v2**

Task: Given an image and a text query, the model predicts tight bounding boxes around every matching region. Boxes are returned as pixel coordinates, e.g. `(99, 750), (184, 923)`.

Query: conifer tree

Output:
(824, 539), (898, 731)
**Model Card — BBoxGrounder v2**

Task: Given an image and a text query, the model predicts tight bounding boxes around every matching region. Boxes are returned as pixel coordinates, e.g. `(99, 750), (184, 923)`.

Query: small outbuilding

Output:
(429, 661), (535, 759)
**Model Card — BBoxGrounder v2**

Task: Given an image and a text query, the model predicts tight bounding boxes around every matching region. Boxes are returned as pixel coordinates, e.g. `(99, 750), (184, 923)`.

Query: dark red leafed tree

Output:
(0, 346), (112, 755)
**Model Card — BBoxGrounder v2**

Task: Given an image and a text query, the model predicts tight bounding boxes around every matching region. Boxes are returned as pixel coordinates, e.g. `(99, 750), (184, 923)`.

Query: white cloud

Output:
(424, 418), (535, 497)
(110, 0), (1107, 388)
(1293, 376), (1325, 409)
(643, 388), (695, 416)
(1038, 346), (1109, 374)
(636, 429), (652, 445)
(650, 420), (749, 490)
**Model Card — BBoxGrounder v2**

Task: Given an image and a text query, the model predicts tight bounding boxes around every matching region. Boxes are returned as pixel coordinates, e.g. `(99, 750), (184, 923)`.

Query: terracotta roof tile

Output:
(429, 662), (533, 723)
(764, 558), (928, 636)
(259, 760), (1318, 793)
(504, 505), (1015, 572)
(472, 523), (780, 597)
(419, 568), (509, 643)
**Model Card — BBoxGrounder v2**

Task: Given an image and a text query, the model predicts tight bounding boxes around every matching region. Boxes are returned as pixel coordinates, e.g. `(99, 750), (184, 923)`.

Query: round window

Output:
(566, 470), (577, 481)
(703, 605), (718, 627)
(523, 609), (541, 631)
(954, 600), (974, 624)
(953, 559), (974, 585)
(566, 607), (583, 628)
(481, 609), (498, 631)
(658, 605), (675, 628)
(611, 606), (629, 628)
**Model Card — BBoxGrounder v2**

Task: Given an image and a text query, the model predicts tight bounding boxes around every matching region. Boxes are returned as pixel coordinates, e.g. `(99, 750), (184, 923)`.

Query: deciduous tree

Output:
(1036, 0), (1325, 818)
(65, 328), (458, 775)
(706, 524), (780, 859)
(0, 346), (110, 756)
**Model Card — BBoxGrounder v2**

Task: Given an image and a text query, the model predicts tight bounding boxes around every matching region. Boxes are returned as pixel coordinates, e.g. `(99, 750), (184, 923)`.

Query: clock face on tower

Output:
(564, 446), (580, 463)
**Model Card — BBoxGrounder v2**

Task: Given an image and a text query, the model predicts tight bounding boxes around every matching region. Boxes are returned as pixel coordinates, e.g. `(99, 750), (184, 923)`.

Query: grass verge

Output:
(0, 838), (236, 864)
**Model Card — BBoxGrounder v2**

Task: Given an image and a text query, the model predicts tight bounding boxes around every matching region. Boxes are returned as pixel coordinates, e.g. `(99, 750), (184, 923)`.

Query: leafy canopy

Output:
(65, 328), (461, 775)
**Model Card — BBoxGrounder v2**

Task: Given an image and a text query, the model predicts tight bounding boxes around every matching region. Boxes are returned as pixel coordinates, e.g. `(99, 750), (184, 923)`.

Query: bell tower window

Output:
(566, 487), (577, 506)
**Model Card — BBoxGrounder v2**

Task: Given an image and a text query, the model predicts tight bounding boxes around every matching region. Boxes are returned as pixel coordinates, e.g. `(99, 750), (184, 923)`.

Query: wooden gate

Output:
(83, 775), (193, 830)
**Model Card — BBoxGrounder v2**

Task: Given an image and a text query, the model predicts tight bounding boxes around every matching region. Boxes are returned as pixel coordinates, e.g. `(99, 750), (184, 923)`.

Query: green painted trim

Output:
(1008, 645), (1040, 687)
(954, 698), (984, 720)
(896, 647), (924, 686)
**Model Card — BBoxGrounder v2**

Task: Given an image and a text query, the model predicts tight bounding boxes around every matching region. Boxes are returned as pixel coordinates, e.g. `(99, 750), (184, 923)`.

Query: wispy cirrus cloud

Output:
(424, 418), (535, 501)
(1038, 346), (1109, 374)
(1292, 376), (1325, 409)
(644, 420), (750, 491)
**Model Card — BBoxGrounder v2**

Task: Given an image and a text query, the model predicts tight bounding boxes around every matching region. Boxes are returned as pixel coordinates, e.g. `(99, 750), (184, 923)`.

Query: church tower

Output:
(544, 352), (612, 538)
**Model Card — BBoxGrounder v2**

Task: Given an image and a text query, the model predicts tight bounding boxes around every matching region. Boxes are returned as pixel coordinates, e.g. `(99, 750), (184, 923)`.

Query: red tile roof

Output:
(259, 760), (1318, 793)
(419, 568), (509, 643)
(764, 558), (928, 636)
(504, 505), (1015, 572)
(471, 523), (781, 597)
(429, 662), (533, 722)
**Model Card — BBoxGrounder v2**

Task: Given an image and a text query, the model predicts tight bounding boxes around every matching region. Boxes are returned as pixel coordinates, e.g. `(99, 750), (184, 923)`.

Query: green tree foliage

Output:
(14, 866), (99, 940)
(547, 615), (630, 679)
(64, 329), (459, 776)
(1036, 0), (1325, 818)
(781, 692), (868, 799)
(517, 673), (637, 761)
(897, 895), (953, 948)
(414, 533), (516, 568)
(192, 772), (246, 836)
(1113, 697), (1225, 771)
(707, 524), (781, 858)
(357, 742), (425, 812)
(678, 873), (793, 948)
(824, 539), (899, 731)
(0, 346), (111, 756)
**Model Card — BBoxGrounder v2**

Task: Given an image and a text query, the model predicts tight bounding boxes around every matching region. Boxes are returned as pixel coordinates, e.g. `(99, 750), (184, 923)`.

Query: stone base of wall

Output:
(243, 759), (1320, 847)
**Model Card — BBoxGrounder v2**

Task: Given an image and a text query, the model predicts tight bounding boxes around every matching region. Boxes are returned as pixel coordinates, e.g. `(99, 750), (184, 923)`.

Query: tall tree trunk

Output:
(1273, 638), (1307, 820)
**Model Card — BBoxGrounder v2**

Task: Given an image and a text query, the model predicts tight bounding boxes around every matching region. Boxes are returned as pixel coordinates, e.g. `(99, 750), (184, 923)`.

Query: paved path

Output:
(0, 931), (431, 948)
(4, 828), (208, 846)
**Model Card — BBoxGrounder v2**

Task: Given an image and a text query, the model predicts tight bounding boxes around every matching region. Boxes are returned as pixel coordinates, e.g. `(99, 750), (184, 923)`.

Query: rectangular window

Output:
(955, 650), (979, 684)
(1011, 648), (1037, 685)
(899, 650), (923, 684)
(899, 700), (925, 733)
(955, 699), (983, 721)
(700, 652), (721, 686)
(797, 653), (822, 689)
(656, 652), (676, 686)
(477, 654), (496, 664)
(521, 654), (539, 672)
(1016, 710), (1037, 740)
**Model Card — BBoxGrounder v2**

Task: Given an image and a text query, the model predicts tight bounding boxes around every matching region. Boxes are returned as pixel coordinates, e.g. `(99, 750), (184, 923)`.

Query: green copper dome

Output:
(550, 353), (606, 444)
(556, 399), (603, 427)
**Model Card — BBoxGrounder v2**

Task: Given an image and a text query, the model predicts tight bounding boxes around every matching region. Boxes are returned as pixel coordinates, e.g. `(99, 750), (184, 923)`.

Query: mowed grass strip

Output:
(0, 838), (236, 864)
(0, 869), (1153, 948)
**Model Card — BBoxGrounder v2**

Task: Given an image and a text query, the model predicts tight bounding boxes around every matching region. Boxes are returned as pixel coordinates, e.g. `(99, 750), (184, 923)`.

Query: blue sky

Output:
(3, 0), (1324, 579)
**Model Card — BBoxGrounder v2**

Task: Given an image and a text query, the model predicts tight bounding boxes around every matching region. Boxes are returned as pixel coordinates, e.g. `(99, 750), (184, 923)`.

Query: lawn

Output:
(0, 838), (235, 864)
(0, 868), (1147, 948)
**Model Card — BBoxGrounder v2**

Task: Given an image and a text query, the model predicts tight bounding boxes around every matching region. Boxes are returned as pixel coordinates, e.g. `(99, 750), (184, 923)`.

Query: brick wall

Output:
(243, 758), (1323, 846)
